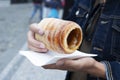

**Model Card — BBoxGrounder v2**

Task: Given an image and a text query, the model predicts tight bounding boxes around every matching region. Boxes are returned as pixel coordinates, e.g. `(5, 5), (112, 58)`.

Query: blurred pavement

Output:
(0, 0), (10, 7)
(0, 3), (66, 80)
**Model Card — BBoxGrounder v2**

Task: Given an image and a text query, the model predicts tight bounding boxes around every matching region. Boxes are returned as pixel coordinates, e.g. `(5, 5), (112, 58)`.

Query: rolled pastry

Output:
(35, 18), (83, 54)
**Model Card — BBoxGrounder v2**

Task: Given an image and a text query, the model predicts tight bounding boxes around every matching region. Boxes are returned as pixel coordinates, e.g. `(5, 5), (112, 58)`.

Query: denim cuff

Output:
(101, 61), (114, 80)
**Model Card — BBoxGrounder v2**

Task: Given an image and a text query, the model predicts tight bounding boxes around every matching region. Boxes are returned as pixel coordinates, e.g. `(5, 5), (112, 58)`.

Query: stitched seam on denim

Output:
(102, 19), (112, 54)
(101, 61), (109, 80)
(93, 33), (108, 50)
(78, 3), (90, 11)
(98, 21), (110, 50)
(111, 28), (120, 59)
(112, 53), (120, 59)
(104, 61), (114, 80)
(107, 62), (114, 80)
(112, 0), (120, 19)
(112, 25), (120, 32)
(100, 14), (120, 19)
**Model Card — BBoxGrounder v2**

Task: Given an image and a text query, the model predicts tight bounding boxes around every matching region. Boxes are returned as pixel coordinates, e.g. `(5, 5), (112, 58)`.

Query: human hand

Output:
(27, 23), (48, 52)
(43, 57), (106, 78)
(43, 57), (96, 71)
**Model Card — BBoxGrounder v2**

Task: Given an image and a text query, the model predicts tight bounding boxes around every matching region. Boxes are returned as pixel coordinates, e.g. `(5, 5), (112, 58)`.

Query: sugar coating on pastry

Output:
(35, 18), (83, 54)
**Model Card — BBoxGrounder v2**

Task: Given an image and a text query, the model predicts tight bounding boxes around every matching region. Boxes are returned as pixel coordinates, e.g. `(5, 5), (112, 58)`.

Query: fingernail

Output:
(39, 30), (44, 35)
(40, 43), (45, 48)
(56, 61), (64, 66)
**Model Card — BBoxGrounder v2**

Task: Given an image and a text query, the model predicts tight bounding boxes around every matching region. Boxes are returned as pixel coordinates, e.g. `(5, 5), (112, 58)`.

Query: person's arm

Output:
(43, 57), (106, 79)
(86, 60), (106, 78)
(27, 24), (106, 79)
(87, 60), (120, 80)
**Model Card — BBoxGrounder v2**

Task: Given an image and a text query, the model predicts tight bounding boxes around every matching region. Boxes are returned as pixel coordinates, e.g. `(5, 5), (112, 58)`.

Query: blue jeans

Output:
(48, 8), (59, 18)
(30, 4), (43, 21)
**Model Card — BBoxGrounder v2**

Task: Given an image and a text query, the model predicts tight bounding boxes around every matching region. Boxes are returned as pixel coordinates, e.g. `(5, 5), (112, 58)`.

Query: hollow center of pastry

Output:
(67, 28), (81, 49)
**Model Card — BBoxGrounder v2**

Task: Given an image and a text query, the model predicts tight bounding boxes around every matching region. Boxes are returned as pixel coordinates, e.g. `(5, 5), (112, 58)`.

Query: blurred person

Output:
(43, 0), (51, 18)
(27, 0), (120, 80)
(61, 0), (65, 7)
(47, 0), (62, 18)
(29, 0), (43, 23)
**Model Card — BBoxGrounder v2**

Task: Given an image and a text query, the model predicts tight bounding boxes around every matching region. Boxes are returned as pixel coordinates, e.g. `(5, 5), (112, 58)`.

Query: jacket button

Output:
(75, 9), (80, 16)
(93, 47), (103, 51)
(85, 13), (89, 18)
(101, 21), (109, 24)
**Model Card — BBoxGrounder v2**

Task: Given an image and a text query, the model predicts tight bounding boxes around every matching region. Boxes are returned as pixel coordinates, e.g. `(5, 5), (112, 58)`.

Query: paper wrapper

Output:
(19, 50), (97, 67)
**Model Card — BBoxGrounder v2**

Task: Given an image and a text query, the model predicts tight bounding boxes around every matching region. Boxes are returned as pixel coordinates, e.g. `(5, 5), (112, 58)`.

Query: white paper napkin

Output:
(19, 50), (97, 67)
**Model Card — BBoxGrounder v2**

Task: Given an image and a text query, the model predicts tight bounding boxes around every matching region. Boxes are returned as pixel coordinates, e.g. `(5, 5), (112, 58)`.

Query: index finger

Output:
(29, 23), (44, 35)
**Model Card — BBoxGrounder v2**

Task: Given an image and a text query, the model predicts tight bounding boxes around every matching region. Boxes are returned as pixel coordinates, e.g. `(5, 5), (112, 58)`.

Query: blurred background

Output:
(0, 0), (72, 80)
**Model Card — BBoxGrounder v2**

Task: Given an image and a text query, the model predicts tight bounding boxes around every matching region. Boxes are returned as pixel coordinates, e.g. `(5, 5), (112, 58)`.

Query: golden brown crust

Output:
(35, 18), (83, 54)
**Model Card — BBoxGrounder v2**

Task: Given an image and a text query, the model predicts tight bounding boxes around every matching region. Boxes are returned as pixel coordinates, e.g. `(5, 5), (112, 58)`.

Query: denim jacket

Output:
(67, 0), (120, 80)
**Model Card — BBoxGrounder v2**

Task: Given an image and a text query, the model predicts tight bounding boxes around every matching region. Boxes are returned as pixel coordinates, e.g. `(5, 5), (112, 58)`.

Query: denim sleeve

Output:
(102, 61), (120, 80)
